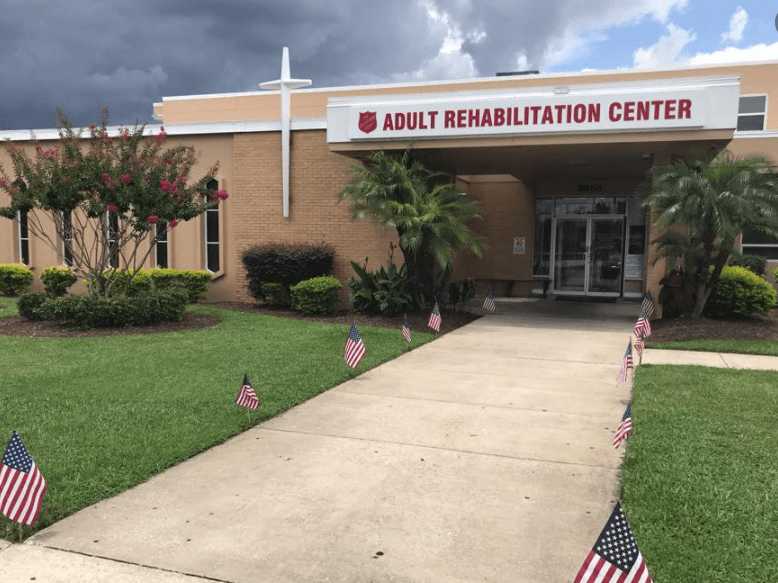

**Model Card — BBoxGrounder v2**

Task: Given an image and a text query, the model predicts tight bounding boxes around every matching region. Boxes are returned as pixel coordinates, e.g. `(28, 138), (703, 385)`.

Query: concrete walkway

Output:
(643, 348), (778, 371)
(4, 301), (634, 582)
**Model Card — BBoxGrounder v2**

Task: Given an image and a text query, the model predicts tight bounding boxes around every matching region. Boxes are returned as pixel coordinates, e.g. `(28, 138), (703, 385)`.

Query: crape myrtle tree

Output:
(645, 151), (778, 318)
(0, 111), (228, 297)
(341, 150), (482, 305)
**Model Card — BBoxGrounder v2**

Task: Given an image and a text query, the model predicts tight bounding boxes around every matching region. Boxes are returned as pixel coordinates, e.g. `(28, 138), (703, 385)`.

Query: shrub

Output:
(260, 282), (290, 308)
(17, 292), (48, 320)
(290, 276), (342, 315)
(705, 266), (776, 318)
(146, 269), (211, 302)
(730, 254), (767, 276)
(92, 268), (210, 302)
(25, 288), (189, 328)
(349, 260), (414, 315)
(448, 279), (476, 309)
(241, 243), (334, 301)
(41, 266), (78, 297)
(0, 263), (33, 296)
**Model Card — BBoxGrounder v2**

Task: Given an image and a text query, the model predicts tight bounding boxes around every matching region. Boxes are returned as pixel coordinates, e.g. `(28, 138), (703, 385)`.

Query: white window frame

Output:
(736, 93), (768, 132)
(61, 211), (74, 267)
(16, 210), (30, 265)
(203, 178), (222, 274)
(155, 221), (169, 268)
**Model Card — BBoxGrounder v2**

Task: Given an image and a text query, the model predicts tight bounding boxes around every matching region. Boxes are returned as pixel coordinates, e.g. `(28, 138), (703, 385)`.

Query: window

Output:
(16, 210), (30, 265)
(742, 226), (778, 259)
(533, 199), (553, 276)
(106, 212), (119, 268)
(62, 211), (73, 266)
(156, 222), (168, 268)
(204, 178), (220, 272)
(736, 95), (767, 132)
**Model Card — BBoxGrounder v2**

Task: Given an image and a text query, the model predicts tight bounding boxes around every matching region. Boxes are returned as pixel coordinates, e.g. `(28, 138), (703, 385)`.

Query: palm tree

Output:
(341, 151), (482, 304)
(646, 151), (778, 318)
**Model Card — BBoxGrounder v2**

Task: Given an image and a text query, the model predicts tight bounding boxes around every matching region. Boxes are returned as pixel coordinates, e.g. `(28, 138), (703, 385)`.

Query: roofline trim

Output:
(159, 59), (778, 103)
(0, 119), (328, 141)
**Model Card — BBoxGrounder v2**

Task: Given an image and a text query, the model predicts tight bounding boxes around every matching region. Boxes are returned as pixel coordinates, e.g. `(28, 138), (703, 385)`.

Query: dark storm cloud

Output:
(0, 0), (445, 129)
(0, 0), (683, 130)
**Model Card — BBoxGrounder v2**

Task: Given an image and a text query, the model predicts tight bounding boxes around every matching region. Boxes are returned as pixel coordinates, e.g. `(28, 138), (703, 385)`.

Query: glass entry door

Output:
(554, 218), (588, 293)
(552, 216), (624, 296)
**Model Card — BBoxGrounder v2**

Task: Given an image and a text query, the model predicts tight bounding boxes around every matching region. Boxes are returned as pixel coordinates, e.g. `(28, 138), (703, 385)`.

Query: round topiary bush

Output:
(290, 276), (342, 315)
(705, 266), (777, 318)
(17, 292), (49, 320)
(0, 263), (33, 296)
(41, 266), (78, 297)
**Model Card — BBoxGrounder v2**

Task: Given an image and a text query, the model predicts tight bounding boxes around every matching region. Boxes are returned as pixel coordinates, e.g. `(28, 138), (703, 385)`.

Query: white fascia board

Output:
(159, 59), (776, 103)
(326, 76), (742, 109)
(0, 119), (327, 142)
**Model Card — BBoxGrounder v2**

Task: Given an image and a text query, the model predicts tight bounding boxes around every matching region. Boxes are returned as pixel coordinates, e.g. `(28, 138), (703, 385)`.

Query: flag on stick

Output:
(401, 315), (412, 344)
(573, 503), (653, 583)
(639, 292), (656, 319)
(482, 291), (496, 313)
(618, 341), (634, 384)
(612, 403), (633, 449)
(427, 302), (442, 332)
(0, 432), (47, 526)
(345, 322), (366, 368)
(633, 315), (652, 339)
(235, 374), (260, 411)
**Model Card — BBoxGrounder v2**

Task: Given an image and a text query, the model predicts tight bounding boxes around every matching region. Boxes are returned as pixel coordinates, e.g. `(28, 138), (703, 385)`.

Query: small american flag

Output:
(427, 302), (442, 332)
(574, 503), (653, 583)
(640, 293), (656, 319)
(612, 403), (633, 449)
(482, 292), (496, 313)
(618, 341), (634, 384)
(345, 322), (366, 368)
(0, 432), (47, 526)
(633, 316), (652, 339)
(401, 316), (412, 344)
(633, 336), (644, 357)
(235, 373), (259, 410)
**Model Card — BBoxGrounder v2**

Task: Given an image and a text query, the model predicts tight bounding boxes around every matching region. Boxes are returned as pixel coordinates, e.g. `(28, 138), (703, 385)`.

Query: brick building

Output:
(1, 52), (777, 303)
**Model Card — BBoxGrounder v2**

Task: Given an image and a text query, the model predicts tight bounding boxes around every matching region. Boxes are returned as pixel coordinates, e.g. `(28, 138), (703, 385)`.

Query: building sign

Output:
(512, 236), (526, 255)
(326, 77), (740, 143)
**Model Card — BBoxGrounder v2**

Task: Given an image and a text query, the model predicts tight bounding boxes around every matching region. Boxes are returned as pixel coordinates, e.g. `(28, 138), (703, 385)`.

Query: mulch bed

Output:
(650, 309), (778, 343)
(0, 312), (221, 338)
(215, 302), (480, 335)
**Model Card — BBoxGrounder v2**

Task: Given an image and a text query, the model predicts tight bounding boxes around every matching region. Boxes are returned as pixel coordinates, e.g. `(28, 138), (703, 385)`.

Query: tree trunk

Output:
(691, 281), (708, 319)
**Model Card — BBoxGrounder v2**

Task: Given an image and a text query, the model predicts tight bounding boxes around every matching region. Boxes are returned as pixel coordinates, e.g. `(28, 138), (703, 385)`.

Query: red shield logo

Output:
(358, 111), (377, 134)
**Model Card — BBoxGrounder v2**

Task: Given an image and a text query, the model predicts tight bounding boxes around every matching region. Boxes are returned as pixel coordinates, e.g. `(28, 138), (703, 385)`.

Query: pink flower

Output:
(146, 214), (159, 224)
(160, 179), (172, 193)
(169, 218), (179, 229)
(101, 173), (114, 188)
(0, 179), (6, 189)
(155, 126), (167, 144)
(106, 203), (119, 213)
(216, 189), (229, 201)
(120, 173), (132, 185)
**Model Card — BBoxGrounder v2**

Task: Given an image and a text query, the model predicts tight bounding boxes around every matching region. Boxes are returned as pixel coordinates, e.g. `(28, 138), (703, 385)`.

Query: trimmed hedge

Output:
(260, 282), (290, 307)
(241, 243), (334, 302)
(99, 268), (211, 302)
(19, 288), (189, 328)
(41, 266), (78, 297)
(705, 266), (777, 318)
(290, 276), (342, 315)
(17, 292), (48, 321)
(0, 263), (33, 296)
(730, 254), (767, 277)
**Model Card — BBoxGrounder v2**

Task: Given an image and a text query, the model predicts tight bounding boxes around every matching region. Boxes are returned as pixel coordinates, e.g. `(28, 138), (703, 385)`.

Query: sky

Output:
(0, 1), (776, 130)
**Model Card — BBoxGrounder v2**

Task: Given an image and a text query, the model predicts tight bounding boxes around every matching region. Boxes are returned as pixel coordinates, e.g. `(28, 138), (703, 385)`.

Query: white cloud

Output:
(633, 23), (696, 68)
(721, 6), (748, 44)
(689, 42), (778, 65)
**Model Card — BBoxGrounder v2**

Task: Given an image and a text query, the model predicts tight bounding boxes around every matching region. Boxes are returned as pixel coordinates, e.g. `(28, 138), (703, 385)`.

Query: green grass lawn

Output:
(648, 338), (778, 356)
(0, 296), (17, 318)
(623, 365), (778, 582)
(0, 304), (433, 539)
